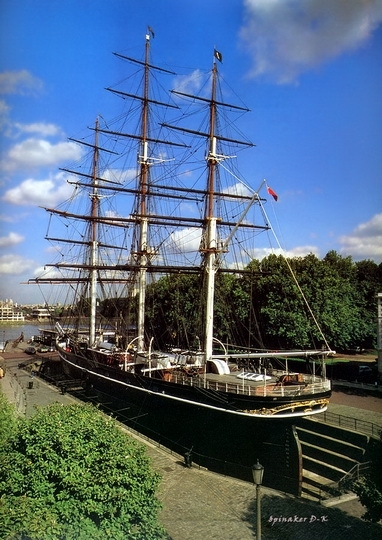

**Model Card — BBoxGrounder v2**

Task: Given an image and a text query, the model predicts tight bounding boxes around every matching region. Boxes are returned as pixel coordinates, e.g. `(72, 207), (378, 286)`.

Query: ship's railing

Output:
(171, 373), (330, 397)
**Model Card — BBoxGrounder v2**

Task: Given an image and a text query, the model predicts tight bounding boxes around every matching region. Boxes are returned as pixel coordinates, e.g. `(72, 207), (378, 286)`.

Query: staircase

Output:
(296, 418), (370, 500)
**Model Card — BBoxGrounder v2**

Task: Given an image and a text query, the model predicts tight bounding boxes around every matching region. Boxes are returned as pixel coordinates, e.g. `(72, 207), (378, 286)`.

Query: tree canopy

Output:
(0, 402), (166, 540)
(90, 250), (382, 352)
(246, 251), (381, 351)
(133, 251), (382, 352)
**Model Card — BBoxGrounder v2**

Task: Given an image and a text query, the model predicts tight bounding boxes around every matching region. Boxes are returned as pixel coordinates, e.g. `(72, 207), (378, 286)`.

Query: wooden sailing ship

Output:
(31, 30), (332, 494)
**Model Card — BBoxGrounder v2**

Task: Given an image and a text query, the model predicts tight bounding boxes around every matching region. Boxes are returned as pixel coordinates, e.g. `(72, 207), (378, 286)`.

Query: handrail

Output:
(317, 410), (382, 439)
(319, 461), (371, 500)
(172, 372), (330, 398)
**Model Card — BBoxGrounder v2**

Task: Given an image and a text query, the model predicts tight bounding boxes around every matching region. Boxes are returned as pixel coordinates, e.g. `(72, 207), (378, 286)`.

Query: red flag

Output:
(267, 187), (278, 201)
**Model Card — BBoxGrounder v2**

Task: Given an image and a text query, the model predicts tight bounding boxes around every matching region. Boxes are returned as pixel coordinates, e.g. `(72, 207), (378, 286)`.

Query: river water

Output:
(0, 320), (115, 349)
(0, 322), (50, 345)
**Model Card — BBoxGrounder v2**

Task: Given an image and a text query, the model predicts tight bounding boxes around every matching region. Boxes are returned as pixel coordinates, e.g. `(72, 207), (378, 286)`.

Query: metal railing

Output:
(171, 372), (330, 398)
(317, 410), (382, 439)
(319, 461), (371, 500)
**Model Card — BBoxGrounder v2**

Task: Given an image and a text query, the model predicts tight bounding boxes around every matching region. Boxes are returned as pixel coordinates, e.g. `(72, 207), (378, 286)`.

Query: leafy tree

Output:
(315, 252), (381, 350)
(245, 254), (320, 349)
(100, 296), (133, 321)
(0, 403), (166, 540)
(355, 259), (382, 349)
(353, 434), (382, 522)
(103, 251), (382, 353)
(145, 272), (255, 350)
(214, 273), (253, 348)
(243, 252), (382, 351)
(145, 274), (202, 349)
(308, 252), (361, 350)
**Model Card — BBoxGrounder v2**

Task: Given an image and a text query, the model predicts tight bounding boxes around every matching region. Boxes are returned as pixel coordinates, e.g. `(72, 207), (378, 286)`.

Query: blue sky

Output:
(0, 0), (381, 304)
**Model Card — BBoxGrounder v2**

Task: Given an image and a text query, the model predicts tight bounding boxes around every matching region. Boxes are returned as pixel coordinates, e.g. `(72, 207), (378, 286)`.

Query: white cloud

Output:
(32, 265), (62, 279)
(0, 211), (27, 223)
(168, 227), (202, 253)
(0, 99), (10, 131)
(0, 70), (44, 95)
(240, 0), (382, 83)
(0, 232), (24, 248)
(2, 172), (74, 207)
(1, 138), (83, 172)
(0, 100), (9, 115)
(45, 245), (61, 254)
(13, 122), (63, 137)
(173, 69), (204, 95)
(223, 182), (253, 198)
(249, 245), (320, 260)
(0, 254), (35, 275)
(102, 167), (136, 184)
(339, 213), (382, 262)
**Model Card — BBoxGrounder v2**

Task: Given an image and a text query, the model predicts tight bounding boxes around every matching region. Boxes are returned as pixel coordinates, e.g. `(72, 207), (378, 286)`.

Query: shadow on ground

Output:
(243, 494), (381, 540)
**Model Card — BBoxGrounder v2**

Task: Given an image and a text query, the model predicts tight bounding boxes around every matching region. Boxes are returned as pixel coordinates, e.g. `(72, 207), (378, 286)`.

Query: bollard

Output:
(184, 451), (193, 468)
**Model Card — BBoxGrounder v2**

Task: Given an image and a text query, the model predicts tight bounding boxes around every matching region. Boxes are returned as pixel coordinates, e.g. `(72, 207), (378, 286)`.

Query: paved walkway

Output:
(329, 391), (382, 425)
(1, 347), (381, 539)
(0, 352), (78, 417)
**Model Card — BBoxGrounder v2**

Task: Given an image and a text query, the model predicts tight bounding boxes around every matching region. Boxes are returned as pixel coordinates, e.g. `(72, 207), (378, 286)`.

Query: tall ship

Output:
(31, 31), (332, 494)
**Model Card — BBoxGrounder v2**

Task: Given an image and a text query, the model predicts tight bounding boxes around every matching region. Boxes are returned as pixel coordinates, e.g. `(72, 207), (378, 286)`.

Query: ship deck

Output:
(170, 368), (331, 399)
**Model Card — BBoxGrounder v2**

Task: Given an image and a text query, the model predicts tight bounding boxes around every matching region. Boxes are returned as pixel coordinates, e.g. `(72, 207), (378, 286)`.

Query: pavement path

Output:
(1, 346), (382, 539)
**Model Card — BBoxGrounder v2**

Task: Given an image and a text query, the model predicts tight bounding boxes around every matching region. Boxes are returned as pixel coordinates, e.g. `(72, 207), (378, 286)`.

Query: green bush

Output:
(0, 402), (166, 539)
(0, 393), (19, 447)
(353, 434), (382, 523)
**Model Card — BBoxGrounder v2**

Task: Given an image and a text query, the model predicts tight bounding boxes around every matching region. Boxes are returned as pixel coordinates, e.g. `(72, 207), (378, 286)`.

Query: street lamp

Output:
(252, 459), (264, 540)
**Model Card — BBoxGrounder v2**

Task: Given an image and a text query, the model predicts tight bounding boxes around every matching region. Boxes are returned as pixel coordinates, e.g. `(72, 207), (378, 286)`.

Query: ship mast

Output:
(29, 39), (268, 357)
(137, 31), (152, 352)
(89, 118), (100, 345)
(203, 61), (219, 362)
(166, 55), (258, 361)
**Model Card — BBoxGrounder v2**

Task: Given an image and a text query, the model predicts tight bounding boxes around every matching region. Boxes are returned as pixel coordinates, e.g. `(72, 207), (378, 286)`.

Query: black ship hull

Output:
(59, 349), (330, 495)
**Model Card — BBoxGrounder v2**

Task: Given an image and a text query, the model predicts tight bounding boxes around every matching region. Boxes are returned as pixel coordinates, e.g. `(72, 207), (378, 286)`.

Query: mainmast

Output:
(89, 118), (100, 345)
(137, 31), (152, 352)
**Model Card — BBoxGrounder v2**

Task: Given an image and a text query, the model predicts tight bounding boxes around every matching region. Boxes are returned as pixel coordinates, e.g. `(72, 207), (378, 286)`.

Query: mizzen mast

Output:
(165, 53), (257, 363)
(203, 60), (219, 363)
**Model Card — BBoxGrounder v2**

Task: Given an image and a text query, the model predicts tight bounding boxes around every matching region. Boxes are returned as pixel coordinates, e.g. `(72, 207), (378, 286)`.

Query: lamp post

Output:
(252, 459), (264, 540)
